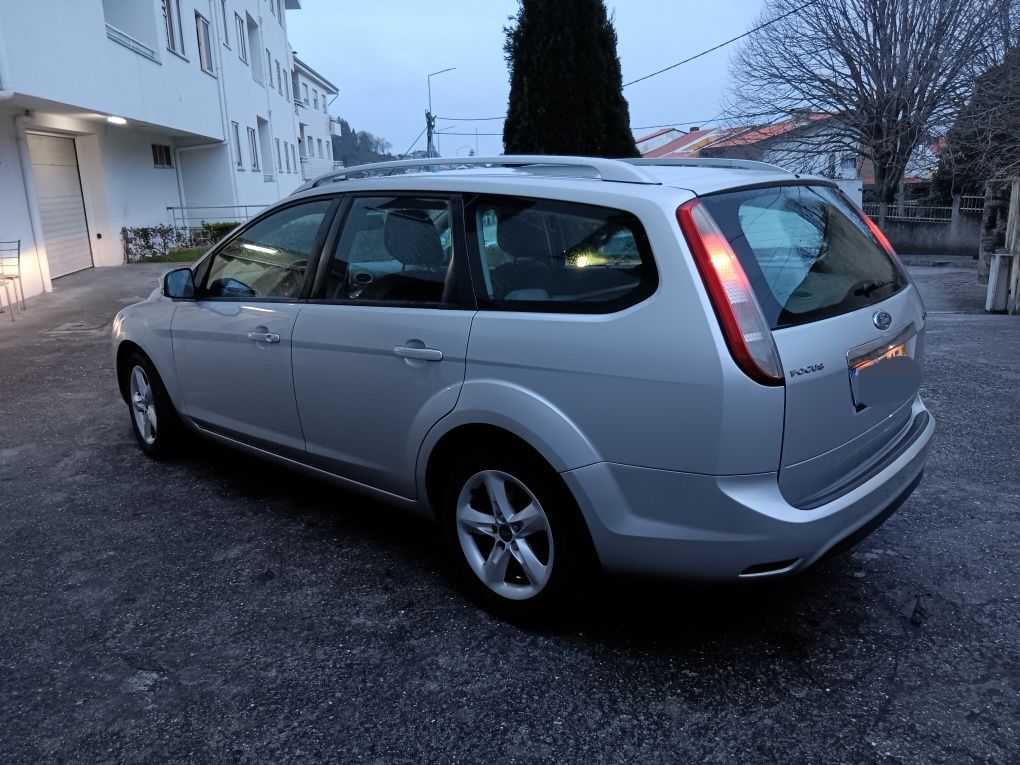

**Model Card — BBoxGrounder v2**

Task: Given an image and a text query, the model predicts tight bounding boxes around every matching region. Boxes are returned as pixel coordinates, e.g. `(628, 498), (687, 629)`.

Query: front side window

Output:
(698, 185), (907, 328)
(202, 200), (331, 299)
(468, 196), (657, 312)
(323, 197), (457, 306)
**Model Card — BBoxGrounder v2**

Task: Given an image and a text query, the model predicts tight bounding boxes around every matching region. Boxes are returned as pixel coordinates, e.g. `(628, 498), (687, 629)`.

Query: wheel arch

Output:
(417, 383), (602, 517)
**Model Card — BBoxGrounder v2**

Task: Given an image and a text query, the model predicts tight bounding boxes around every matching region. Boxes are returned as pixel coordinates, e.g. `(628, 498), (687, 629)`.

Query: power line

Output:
(433, 131), (504, 136)
(436, 115), (505, 121)
(622, 0), (819, 88)
(399, 126), (428, 159)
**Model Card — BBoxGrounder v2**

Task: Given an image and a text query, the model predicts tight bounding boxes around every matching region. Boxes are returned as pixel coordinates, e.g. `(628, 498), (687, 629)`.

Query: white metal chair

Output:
(0, 240), (25, 322)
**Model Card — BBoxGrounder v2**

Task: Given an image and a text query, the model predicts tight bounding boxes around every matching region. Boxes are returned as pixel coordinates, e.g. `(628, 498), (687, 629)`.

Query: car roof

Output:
(285, 156), (827, 204)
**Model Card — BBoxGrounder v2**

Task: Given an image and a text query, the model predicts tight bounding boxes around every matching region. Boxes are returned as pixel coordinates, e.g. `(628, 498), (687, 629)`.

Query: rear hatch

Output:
(697, 184), (925, 507)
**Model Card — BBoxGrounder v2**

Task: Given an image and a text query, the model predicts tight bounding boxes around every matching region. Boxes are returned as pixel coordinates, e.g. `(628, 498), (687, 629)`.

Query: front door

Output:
(293, 195), (474, 498)
(172, 198), (335, 454)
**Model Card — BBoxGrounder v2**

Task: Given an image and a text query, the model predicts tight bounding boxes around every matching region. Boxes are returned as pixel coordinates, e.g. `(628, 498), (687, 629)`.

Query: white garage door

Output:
(28, 134), (94, 278)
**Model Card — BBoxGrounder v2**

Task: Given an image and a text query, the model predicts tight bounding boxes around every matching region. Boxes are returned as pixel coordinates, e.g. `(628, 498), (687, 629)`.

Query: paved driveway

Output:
(1, 263), (1018, 763)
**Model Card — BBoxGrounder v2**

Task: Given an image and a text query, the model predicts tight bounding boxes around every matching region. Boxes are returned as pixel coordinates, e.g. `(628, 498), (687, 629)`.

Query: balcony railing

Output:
(167, 204), (266, 229)
(299, 155), (342, 181)
(105, 23), (158, 62)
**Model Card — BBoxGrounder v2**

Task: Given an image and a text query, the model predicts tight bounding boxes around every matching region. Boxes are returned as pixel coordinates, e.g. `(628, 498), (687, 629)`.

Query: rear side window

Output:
(467, 196), (657, 313)
(699, 185), (906, 329)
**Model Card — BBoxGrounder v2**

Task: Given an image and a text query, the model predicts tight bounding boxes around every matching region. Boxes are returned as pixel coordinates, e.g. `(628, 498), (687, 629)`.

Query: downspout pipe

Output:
(0, 15), (16, 101)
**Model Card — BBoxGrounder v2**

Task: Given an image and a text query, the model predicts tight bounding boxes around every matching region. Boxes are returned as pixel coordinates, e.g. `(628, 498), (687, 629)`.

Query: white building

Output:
(0, 0), (337, 300)
(292, 55), (338, 181)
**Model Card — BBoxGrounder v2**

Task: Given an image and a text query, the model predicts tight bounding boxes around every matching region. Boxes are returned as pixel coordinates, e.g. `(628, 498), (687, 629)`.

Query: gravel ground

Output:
(0, 263), (1017, 764)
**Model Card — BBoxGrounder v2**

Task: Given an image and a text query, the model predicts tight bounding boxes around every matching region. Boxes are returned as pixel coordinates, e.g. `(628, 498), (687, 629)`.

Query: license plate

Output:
(851, 342), (909, 374)
(849, 342), (916, 410)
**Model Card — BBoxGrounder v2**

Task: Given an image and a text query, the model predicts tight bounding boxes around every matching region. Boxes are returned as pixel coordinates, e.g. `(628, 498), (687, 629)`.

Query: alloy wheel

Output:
(129, 365), (157, 446)
(455, 470), (554, 600)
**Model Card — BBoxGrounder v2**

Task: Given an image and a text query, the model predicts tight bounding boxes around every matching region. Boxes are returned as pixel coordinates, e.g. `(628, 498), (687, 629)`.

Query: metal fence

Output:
(167, 205), (265, 228)
(960, 195), (984, 213)
(862, 203), (954, 222)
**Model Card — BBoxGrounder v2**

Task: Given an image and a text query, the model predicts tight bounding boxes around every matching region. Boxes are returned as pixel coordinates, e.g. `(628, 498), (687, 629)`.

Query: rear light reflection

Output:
(677, 199), (784, 386)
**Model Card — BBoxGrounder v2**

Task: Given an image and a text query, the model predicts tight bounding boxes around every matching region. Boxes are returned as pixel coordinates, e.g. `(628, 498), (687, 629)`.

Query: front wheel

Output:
(443, 447), (597, 620)
(124, 352), (182, 458)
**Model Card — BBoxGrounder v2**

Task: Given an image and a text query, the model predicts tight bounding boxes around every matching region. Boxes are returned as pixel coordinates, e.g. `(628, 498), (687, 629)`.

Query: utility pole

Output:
(425, 110), (437, 158)
(426, 67), (455, 159)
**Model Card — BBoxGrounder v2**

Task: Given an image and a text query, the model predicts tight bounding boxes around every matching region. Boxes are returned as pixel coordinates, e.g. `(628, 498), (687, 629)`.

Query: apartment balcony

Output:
(300, 156), (343, 181)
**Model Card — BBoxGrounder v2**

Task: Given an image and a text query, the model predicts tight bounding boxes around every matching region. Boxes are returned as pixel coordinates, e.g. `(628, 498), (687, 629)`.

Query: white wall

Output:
(0, 111), (48, 299)
(1, 0), (223, 140)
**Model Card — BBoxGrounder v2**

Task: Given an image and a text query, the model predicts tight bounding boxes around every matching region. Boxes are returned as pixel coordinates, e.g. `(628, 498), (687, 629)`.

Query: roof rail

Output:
(624, 157), (794, 174)
(297, 155), (662, 191)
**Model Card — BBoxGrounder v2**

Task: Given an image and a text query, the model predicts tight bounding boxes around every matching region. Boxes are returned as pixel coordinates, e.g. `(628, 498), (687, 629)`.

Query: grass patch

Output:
(131, 247), (207, 263)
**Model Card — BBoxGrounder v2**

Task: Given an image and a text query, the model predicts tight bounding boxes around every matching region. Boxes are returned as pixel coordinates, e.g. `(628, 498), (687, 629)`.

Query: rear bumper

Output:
(561, 401), (934, 580)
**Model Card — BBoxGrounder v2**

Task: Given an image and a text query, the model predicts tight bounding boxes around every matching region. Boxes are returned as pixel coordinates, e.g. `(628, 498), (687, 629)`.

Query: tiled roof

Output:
(642, 128), (721, 158)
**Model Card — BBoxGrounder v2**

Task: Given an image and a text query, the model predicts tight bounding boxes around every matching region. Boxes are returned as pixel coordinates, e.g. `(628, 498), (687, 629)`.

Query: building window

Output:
(235, 14), (246, 62)
(195, 13), (213, 73)
(162, 0), (184, 55)
(247, 126), (259, 171)
(275, 138), (282, 172)
(277, 0), (284, 23)
(231, 122), (242, 168)
(313, 89), (318, 110)
(246, 15), (261, 81)
(283, 76), (289, 102)
(276, 60), (282, 95)
(266, 49), (273, 87)
(326, 142), (331, 160)
(220, 0), (229, 46)
(302, 83), (309, 104)
(290, 143), (297, 172)
(283, 141), (290, 173)
(317, 138), (323, 157)
(151, 144), (173, 168)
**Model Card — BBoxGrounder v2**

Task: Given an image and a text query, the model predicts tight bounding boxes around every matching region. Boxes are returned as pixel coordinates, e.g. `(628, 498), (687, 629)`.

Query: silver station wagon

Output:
(113, 156), (934, 617)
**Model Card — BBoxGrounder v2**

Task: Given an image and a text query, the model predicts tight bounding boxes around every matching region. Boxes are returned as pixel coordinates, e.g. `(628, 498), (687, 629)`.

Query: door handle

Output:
(248, 328), (281, 344)
(393, 345), (443, 361)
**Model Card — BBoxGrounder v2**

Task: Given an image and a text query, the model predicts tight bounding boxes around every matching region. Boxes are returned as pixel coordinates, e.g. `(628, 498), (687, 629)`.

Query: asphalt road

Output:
(1, 262), (1017, 764)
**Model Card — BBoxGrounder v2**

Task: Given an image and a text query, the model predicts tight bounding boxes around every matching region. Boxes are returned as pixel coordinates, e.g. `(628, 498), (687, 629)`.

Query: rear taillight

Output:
(677, 199), (784, 386)
(862, 213), (896, 256)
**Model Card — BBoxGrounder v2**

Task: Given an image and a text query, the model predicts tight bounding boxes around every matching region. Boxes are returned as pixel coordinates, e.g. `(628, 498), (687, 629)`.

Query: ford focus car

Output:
(112, 155), (934, 617)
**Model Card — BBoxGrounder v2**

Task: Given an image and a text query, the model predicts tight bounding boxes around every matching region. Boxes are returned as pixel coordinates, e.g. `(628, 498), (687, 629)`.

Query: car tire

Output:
(123, 351), (183, 459)
(441, 444), (598, 622)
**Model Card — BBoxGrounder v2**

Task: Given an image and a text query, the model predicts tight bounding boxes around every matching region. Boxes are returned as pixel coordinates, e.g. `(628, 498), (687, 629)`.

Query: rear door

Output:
(699, 184), (926, 506)
(292, 195), (474, 498)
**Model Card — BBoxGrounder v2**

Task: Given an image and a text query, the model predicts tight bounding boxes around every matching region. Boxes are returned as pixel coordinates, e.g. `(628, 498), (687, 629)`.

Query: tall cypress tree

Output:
(503, 0), (638, 158)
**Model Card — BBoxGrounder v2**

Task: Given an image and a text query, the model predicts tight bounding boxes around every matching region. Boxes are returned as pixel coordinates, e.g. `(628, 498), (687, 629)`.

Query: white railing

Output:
(862, 203), (954, 223)
(300, 155), (339, 181)
(105, 23), (158, 61)
(960, 195), (984, 213)
(167, 205), (265, 228)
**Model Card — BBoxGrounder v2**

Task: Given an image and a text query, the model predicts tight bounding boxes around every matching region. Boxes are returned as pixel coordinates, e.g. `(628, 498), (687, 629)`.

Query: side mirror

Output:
(163, 267), (196, 300)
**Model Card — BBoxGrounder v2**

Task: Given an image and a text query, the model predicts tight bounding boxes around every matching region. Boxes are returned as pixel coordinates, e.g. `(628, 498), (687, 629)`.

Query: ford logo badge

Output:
(873, 310), (892, 330)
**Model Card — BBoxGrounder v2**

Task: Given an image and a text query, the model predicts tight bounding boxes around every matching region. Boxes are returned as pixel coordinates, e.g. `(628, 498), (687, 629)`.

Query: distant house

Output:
(0, 0), (337, 301)
(636, 113), (860, 178)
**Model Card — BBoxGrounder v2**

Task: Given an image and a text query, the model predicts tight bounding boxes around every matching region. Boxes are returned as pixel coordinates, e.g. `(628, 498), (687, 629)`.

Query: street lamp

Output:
(426, 67), (455, 158)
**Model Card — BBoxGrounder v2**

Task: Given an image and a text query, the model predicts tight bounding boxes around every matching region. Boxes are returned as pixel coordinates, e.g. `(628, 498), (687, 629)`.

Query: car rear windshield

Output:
(698, 185), (907, 329)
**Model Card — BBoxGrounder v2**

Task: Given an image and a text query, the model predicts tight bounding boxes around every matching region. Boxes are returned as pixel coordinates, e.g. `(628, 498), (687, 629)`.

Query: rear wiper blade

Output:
(853, 280), (893, 297)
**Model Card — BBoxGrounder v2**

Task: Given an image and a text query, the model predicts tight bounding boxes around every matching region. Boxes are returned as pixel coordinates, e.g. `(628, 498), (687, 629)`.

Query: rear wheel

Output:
(123, 352), (182, 458)
(442, 446), (597, 620)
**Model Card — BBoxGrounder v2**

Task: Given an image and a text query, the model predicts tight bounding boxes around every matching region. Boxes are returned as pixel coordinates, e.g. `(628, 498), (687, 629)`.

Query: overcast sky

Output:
(286, 0), (765, 157)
